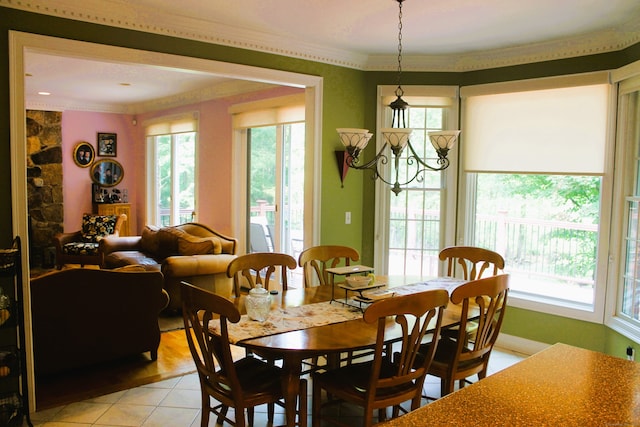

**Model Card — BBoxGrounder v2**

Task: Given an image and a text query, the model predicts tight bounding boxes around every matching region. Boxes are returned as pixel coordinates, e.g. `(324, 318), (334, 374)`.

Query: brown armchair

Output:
(53, 213), (127, 269)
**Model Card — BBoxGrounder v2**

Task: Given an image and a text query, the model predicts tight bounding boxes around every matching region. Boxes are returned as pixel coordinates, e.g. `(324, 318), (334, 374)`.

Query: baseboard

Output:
(495, 333), (550, 356)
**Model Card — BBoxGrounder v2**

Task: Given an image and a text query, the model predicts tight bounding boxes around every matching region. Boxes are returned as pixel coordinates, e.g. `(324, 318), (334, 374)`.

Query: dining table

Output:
(378, 342), (640, 426)
(217, 275), (468, 427)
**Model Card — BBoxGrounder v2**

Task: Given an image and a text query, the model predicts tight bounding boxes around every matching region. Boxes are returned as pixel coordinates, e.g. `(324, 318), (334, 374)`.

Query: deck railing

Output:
(476, 212), (598, 287)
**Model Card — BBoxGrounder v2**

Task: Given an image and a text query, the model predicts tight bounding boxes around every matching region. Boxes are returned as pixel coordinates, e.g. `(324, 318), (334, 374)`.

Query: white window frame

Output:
(144, 112), (199, 226)
(607, 60), (640, 342)
(230, 90), (321, 255)
(373, 85), (460, 275)
(457, 74), (617, 323)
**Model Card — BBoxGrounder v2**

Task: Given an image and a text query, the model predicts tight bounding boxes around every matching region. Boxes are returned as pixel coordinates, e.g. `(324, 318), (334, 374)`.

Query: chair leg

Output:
(441, 376), (456, 397)
(378, 407), (387, 422)
(267, 402), (275, 423)
(247, 407), (253, 426)
(200, 394), (210, 427)
(312, 378), (322, 427)
(217, 405), (228, 426)
(298, 379), (308, 426)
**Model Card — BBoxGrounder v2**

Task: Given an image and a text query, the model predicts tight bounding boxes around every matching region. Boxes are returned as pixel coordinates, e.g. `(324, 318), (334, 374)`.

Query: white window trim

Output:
(144, 112), (199, 226)
(457, 73), (617, 323)
(606, 61), (640, 342)
(373, 85), (460, 275)
(230, 86), (322, 254)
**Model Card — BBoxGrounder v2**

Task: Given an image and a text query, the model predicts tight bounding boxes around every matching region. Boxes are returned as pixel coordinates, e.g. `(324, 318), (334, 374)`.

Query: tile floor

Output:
(26, 347), (526, 426)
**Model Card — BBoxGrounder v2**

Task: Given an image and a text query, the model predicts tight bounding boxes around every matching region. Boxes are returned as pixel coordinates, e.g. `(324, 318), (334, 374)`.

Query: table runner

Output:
(209, 277), (465, 344)
(209, 301), (363, 344)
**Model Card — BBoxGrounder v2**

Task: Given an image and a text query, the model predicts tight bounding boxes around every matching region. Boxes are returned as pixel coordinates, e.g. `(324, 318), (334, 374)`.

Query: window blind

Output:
(461, 73), (610, 175)
(144, 113), (198, 136)
(229, 93), (305, 128)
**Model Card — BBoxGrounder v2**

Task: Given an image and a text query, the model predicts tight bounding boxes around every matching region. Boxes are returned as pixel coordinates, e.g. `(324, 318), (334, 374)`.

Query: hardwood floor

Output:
(34, 329), (195, 411)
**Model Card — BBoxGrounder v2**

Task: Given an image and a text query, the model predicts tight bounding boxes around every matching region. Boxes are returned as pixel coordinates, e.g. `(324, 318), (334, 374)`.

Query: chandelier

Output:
(336, 0), (460, 195)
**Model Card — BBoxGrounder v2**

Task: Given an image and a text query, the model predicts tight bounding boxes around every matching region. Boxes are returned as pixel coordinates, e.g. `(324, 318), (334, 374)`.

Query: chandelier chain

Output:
(336, 0), (459, 195)
(396, 0), (404, 97)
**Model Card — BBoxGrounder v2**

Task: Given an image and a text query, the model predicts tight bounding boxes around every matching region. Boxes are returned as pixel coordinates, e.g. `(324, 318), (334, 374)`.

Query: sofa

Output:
(30, 267), (169, 375)
(100, 222), (237, 311)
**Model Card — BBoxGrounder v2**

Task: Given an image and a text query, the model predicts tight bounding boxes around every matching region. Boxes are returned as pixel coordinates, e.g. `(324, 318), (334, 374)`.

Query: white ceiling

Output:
(10, 0), (640, 113)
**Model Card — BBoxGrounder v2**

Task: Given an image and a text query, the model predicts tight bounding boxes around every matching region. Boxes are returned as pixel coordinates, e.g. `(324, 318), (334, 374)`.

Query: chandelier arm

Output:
(345, 143), (390, 170)
(405, 141), (449, 171)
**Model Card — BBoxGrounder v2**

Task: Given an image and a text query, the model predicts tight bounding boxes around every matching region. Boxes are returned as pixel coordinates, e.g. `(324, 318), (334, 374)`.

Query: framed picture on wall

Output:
(72, 141), (95, 167)
(97, 132), (117, 157)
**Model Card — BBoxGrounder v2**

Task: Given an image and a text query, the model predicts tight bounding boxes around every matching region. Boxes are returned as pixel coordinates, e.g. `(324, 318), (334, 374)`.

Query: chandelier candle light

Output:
(337, 0), (460, 195)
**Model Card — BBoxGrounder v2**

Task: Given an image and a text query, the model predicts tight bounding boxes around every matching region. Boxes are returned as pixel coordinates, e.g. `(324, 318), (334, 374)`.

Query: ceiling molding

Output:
(126, 80), (276, 114)
(25, 98), (125, 114)
(25, 78), (276, 114)
(3, 0), (640, 72)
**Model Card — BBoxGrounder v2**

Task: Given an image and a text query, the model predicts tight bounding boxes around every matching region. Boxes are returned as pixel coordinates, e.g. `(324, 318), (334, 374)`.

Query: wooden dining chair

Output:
(425, 274), (510, 398)
(312, 289), (450, 427)
(439, 245), (505, 280)
(181, 281), (307, 427)
(227, 252), (297, 296)
(298, 245), (361, 370)
(298, 245), (360, 287)
(438, 246), (505, 347)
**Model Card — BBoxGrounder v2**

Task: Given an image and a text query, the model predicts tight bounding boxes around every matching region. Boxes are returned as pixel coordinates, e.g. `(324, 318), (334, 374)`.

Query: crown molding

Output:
(25, 78), (275, 114)
(25, 98), (124, 113)
(3, 0), (640, 72)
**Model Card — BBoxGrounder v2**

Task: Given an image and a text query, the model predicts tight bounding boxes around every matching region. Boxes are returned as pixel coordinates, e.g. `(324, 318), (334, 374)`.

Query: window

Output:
(375, 86), (459, 276)
(460, 74), (613, 321)
(146, 114), (197, 226)
(608, 69), (640, 340)
(621, 90), (640, 323)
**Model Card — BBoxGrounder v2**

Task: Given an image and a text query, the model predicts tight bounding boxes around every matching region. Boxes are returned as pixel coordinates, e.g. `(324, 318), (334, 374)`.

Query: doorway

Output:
(9, 30), (322, 411)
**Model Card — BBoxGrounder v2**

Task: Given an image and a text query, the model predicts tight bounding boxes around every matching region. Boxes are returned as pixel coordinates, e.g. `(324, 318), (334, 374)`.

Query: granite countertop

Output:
(380, 343), (640, 426)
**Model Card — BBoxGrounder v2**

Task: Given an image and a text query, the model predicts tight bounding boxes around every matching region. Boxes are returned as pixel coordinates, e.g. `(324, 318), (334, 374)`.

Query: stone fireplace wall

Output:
(26, 110), (63, 268)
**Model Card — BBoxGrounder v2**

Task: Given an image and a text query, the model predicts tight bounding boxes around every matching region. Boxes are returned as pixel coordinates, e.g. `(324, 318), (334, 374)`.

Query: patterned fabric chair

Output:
(54, 213), (127, 269)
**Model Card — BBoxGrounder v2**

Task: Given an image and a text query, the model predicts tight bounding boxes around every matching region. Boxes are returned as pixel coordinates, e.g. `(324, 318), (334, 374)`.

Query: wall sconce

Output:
(335, 150), (350, 188)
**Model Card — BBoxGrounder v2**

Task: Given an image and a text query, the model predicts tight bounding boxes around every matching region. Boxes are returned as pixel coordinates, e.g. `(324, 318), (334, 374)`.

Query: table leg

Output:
(282, 354), (306, 427)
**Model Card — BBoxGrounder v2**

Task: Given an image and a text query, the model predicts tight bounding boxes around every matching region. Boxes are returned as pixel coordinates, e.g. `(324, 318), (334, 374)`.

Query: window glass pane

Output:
(474, 173), (600, 306)
(283, 122), (305, 258)
(176, 132), (196, 224)
(621, 90), (640, 323)
(152, 131), (196, 226)
(156, 135), (172, 226)
(249, 126), (277, 227)
(387, 104), (446, 277)
(623, 201), (640, 319)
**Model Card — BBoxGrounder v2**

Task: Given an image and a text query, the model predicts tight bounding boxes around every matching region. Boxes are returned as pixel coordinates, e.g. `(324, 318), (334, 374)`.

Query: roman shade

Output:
(230, 93), (305, 128)
(144, 113), (198, 136)
(461, 72), (611, 175)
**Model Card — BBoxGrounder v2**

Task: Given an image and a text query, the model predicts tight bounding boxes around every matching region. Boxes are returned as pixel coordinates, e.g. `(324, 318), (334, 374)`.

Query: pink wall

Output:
(61, 86), (302, 236)
(61, 111), (136, 231)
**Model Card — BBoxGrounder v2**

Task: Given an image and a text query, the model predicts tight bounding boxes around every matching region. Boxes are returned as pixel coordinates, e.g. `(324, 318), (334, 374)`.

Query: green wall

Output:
(2, 6), (640, 355)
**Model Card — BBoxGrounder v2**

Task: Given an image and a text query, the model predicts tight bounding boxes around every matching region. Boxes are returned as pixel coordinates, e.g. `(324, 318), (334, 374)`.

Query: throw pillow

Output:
(177, 234), (222, 256)
(140, 225), (160, 255)
(81, 214), (117, 243)
(156, 226), (186, 258)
